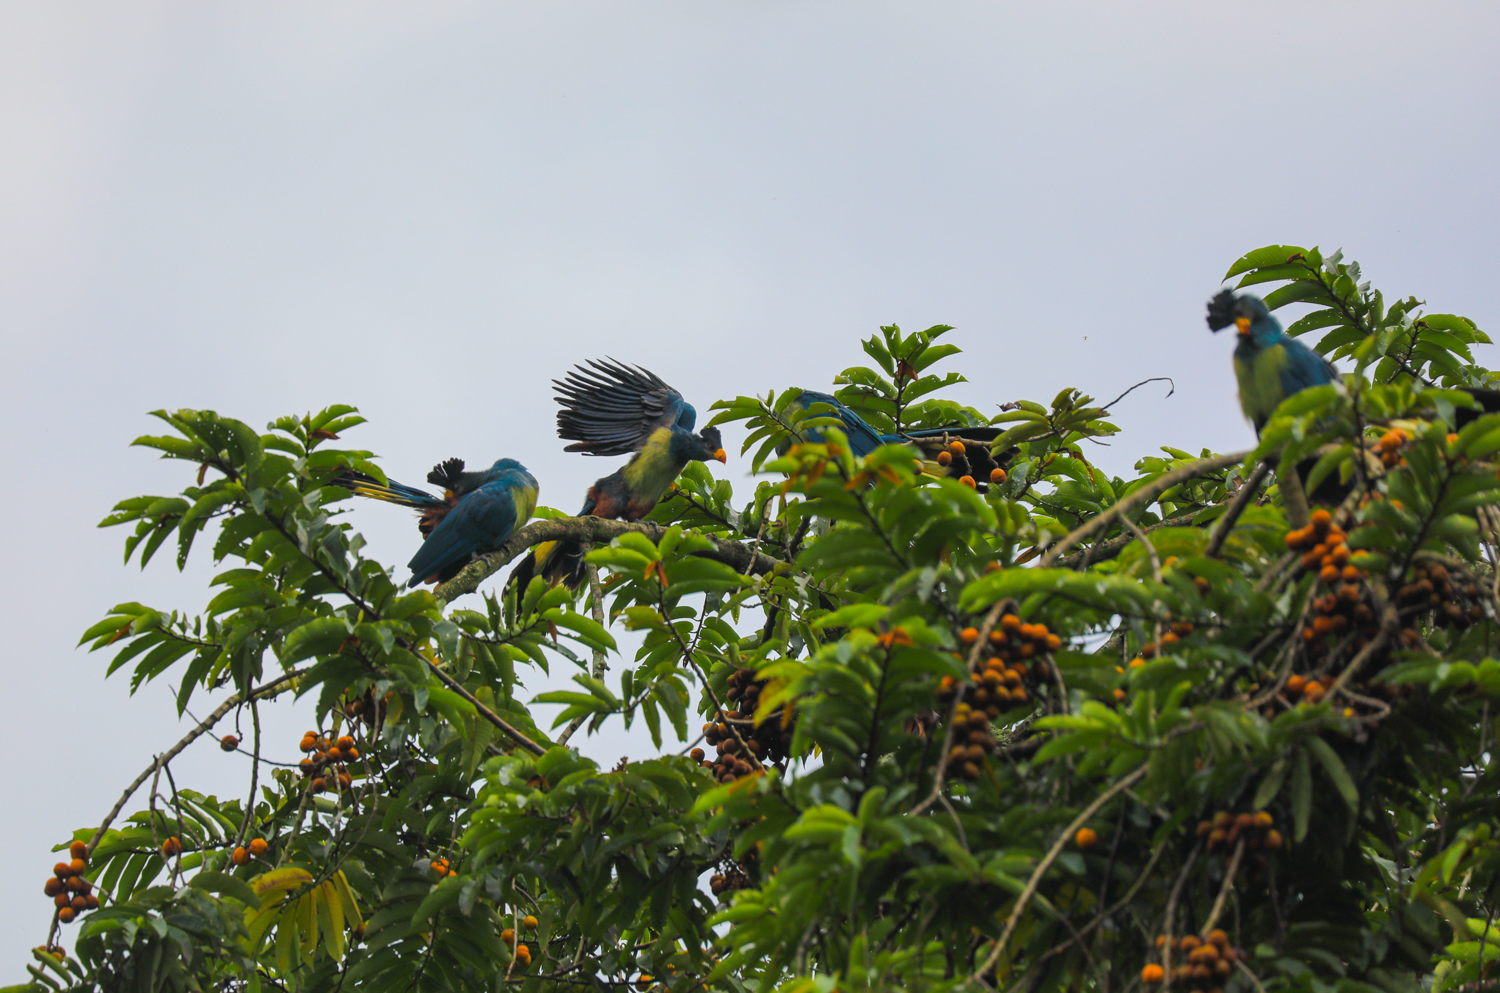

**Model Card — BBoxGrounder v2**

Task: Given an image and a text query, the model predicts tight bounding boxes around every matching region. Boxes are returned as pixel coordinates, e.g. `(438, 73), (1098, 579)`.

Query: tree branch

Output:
(86, 668), (306, 857)
(1042, 452), (1249, 569)
(434, 517), (780, 603)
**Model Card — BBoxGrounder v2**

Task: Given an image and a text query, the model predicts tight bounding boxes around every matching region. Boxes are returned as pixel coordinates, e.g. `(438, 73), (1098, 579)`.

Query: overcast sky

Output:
(1, 1), (1496, 970)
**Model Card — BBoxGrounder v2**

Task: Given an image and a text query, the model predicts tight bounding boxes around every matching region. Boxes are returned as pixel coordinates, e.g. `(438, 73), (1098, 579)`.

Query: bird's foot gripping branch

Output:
(19, 251), (1500, 993)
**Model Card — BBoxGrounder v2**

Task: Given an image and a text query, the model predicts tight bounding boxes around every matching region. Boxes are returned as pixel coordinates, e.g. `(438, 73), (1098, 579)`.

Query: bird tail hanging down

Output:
(508, 539), (590, 596)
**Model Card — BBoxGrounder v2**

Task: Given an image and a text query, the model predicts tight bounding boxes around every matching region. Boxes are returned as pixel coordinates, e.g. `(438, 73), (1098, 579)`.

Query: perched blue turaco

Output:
(1206, 289), (1338, 436)
(781, 390), (1008, 485)
(510, 359), (727, 591)
(338, 458), (538, 588)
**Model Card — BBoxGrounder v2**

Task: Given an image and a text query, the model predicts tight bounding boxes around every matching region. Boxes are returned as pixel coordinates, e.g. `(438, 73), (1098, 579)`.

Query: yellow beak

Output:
(713, 448), (728, 464)
(1235, 317), (1251, 336)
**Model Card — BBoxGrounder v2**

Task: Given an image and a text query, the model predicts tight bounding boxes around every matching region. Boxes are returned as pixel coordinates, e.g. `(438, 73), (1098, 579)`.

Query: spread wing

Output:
(555, 359), (695, 456)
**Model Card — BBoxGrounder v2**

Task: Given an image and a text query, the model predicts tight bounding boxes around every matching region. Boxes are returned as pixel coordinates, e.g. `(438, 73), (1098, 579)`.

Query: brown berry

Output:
(69, 858), (86, 875)
(220, 735), (239, 752)
(53, 893), (70, 909)
(1265, 829), (1284, 849)
(53, 863), (71, 879)
(58, 907), (76, 924)
(69, 841), (88, 861)
(44, 878), (63, 897)
(937, 450), (953, 466)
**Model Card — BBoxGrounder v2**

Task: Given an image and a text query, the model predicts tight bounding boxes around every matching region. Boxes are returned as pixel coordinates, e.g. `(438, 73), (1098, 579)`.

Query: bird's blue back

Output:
(406, 459), (537, 587)
(793, 391), (887, 457)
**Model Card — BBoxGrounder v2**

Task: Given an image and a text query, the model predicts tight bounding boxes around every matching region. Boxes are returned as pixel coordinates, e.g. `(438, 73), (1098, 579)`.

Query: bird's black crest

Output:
(427, 458), (466, 489)
(1206, 289), (1239, 332)
(699, 425), (723, 448)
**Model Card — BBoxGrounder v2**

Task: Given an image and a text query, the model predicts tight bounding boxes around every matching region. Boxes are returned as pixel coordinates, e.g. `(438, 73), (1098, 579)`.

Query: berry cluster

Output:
(1141, 930), (1243, 988)
(932, 615), (1060, 781)
(917, 436), (1008, 491)
(45, 842), (100, 925)
(345, 690), (384, 727)
(230, 838), (270, 866)
(429, 857), (452, 878)
(1374, 427), (1409, 468)
(691, 668), (794, 784)
(708, 854), (754, 897)
(1194, 810), (1283, 852)
(1287, 511), (1379, 663)
(297, 730), (360, 792)
(500, 919), (536, 968)
(1398, 561), (1485, 629)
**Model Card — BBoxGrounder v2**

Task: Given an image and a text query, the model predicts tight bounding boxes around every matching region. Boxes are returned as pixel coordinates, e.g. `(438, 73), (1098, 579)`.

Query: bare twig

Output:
(1201, 838), (1245, 936)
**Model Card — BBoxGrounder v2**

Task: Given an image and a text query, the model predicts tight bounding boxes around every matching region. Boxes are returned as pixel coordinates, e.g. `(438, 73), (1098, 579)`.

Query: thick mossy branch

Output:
(434, 516), (781, 603)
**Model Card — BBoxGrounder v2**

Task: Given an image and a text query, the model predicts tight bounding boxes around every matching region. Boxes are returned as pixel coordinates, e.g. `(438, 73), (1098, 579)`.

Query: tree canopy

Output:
(11, 245), (1500, 993)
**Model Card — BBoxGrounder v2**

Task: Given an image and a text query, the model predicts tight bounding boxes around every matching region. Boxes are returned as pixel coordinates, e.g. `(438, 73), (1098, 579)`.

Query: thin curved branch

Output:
(1042, 451), (1249, 569)
(86, 668), (306, 857)
(967, 763), (1149, 986)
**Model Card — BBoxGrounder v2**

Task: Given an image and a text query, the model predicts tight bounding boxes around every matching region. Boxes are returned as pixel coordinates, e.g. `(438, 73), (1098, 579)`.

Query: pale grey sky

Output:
(2, 1), (1496, 968)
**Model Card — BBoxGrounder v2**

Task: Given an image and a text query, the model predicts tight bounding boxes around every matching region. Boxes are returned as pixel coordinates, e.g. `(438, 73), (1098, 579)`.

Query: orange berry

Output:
(248, 838), (269, 857)
(1285, 675), (1306, 695)
(311, 778), (327, 791)
(53, 863), (71, 879)
(220, 735), (239, 752)
(959, 627), (979, 644)
(937, 450), (953, 466)
(515, 944), (531, 967)
(1207, 929), (1229, 948)
(69, 858), (86, 875)
(1113, 689), (1127, 701)
(69, 841), (87, 861)
(53, 893), (70, 908)
(58, 907), (76, 924)
(1342, 565), (1363, 582)
(949, 440), (966, 454)
(345, 747), (361, 762)
(523, 914), (538, 929)
(502, 928), (516, 946)
(337, 736), (355, 750)
(44, 878), (63, 897)
(1142, 964), (1165, 984)
(1179, 935), (1201, 952)
(232, 847), (249, 865)
(1265, 829), (1284, 849)
(990, 467), (1008, 484)
(959, 475), (976, 488)
(1075, 827), (1098, 848)
(1001, 614), (1021, 632)
(1310, 509), (1332, 533)
(1253, 811), (1273, 828)
(1319, 564), (1340, 584)
(160, 839), (181, 858)
(1302, 680), (1326, 703)
(1129, 657), (1146, 668)
(70, 896), (87, 912)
